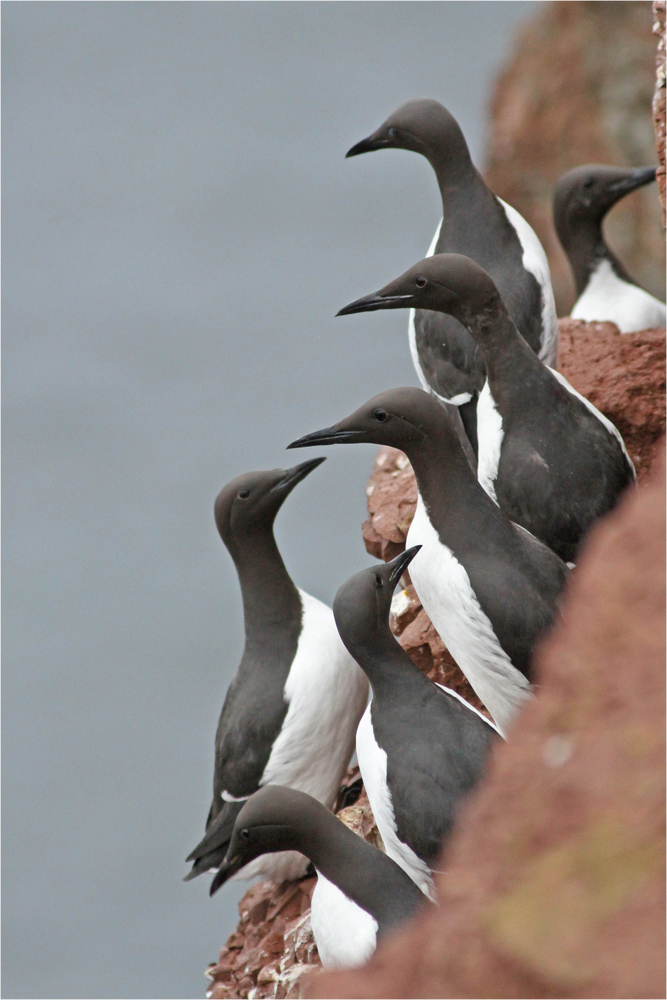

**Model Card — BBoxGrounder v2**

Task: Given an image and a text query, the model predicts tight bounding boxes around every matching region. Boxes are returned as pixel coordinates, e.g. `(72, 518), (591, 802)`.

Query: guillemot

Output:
(288, 389), (568, 737)
(333, 547), (499, 896)
(210, 785), (429, 970)
(346, 98), (558, 452)
(338, 253), (636, 563)
(185, 460), (368, 883)
(554, 164), (665, 332)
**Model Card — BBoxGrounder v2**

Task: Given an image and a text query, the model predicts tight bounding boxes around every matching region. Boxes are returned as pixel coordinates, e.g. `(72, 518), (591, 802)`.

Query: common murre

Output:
(554, 163), (665, 332)
(288, 390), (568, 736)
(333, 547), (499, 897)
(185, 460), (368, 883)
(346, 98), (558, 453)
(337, 252), (636, 563)
(210, 785), (429, 969)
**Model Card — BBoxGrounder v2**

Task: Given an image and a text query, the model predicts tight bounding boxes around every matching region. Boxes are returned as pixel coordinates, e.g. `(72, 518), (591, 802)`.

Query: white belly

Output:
(572, 259), (666, 333)
(356, 704), (434, 896)
(232, 592), (369, 883)
(260, 590), (369, 806)
(476, 381), (503, 503)
(407, 496), (532, 738)
(311, 873), (378, 969)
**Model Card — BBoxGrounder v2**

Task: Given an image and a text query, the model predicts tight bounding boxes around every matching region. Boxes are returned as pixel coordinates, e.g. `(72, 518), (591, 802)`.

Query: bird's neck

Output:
(297, 810), (420, 928)
(465, 301), (539, 394)
(406, 414), (486, 525)
(425, 144), (490, 218)
(231, 531), (302, 641)
(343, 625), (421, 693)
(562, 218), (634, 296)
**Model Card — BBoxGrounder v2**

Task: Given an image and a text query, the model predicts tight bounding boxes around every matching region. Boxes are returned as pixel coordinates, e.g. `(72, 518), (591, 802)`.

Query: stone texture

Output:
(654, 0), (666, 221)
(557, 320), (666, 480)
(484, 0), (665, 315)
(308, 447), (666, 1000)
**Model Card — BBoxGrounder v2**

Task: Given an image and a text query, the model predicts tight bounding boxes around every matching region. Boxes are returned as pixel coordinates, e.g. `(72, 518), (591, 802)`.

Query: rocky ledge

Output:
(203, 320), (665, 999)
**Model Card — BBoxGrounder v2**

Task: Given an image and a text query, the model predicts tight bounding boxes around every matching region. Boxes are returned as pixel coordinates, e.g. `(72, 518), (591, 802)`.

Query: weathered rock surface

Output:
(654, 0), (666, 220)
(557, 320), (666, 479)
(308, 446), (666, 1000)
(485, 0), (665, 315)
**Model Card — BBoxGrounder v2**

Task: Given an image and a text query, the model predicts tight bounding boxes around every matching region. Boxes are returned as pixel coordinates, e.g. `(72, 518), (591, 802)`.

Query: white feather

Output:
(407, 494), (533, 739)
(310, 873), (378, 970)
(408, 220), (442, 395)
(231, 590), (369, 883)
(571, 258), (666, 333)
(498, 198), (558, 367)
(434, 683), (502, 736)
(356, 703), (435, 898)
(476, 381), (503, 504)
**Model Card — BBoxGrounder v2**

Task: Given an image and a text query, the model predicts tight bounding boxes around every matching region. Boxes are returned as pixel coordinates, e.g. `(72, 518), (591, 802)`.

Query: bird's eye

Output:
(374, 408), (389, 422)
(415, 276), (427, 288)
(374, 573), (383, 588)
(240, 829), (250, 842)
(238, 489), (250, 499)
(388, 127), (397, 138)
(583, 177), (594, 189)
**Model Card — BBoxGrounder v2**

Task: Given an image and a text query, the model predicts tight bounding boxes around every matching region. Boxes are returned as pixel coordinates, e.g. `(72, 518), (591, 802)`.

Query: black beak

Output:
(209, 853), (243, 897)
(287, 427), (363, 449)
(271, 457), (326, 492)
(387, 545), (422, 585)
(337, 293), (414, 317)
(608, 166), (657, 200)
(346, 134), (388, 158)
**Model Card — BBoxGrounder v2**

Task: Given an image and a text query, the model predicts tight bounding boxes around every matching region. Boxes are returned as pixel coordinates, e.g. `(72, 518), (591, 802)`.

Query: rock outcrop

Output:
(654, 0), (666, 220)
(484, 0), (665, 315)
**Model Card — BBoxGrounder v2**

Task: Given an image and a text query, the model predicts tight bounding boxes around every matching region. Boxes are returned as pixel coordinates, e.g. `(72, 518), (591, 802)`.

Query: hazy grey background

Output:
(3, 3), (538, 997)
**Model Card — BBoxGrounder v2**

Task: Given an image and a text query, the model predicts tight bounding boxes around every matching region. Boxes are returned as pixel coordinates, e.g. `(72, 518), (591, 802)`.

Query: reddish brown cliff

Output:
(654, 0), (666, 219)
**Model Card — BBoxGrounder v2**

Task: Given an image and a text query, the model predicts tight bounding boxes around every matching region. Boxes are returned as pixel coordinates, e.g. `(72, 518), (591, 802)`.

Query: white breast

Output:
(310, 873), (378, 970)
(571, 258), (666, 333)
(356, 704), (434, 897)
(261, 590), (369, 801)
(476, 381), (503, 503)
(499, 198), (558, 367)
(232, 591), (369, 884)
(407, 495), (532, 738)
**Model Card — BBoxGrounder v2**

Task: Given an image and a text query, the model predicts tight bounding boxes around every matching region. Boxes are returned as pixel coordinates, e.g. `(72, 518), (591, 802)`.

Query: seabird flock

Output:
(184, 98), (664, 970)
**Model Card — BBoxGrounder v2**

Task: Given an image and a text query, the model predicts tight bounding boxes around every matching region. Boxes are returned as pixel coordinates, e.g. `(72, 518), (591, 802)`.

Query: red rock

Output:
(557, 320), (666, 479)
(654, 0), (666, 221)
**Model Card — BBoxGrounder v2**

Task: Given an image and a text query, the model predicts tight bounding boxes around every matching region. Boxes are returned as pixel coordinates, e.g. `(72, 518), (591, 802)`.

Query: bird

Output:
(184, 460), (369, 884)
(288, 388), (569, 737)
(209, 785), (430, 970)
(345, 98), (558, 454)
(332, 546), (499, 896)
(554, 164), (666, 332)
(336, 253), (636, 564)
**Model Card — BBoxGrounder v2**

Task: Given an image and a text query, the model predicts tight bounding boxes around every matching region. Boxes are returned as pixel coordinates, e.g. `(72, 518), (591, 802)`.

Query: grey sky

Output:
(3, 3), (537, 997)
